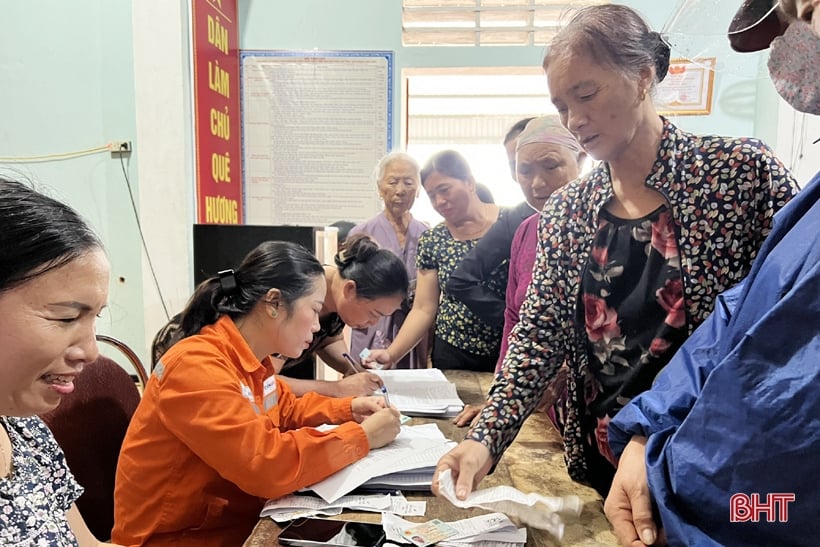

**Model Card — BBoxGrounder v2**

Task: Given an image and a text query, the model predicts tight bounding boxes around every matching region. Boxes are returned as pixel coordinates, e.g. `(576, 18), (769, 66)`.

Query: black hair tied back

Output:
(334, 234), (378, 272)
(652, 31), (671, 83)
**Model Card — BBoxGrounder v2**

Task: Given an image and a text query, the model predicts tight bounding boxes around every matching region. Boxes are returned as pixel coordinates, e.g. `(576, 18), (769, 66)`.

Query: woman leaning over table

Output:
(348, 151), (430, 369)
(152, 234), (409, 397)
(434, 3), (799, 500)
(0, 177), (122, 546)
(364, 150), (505, 373)
(113, 241), (400, 546)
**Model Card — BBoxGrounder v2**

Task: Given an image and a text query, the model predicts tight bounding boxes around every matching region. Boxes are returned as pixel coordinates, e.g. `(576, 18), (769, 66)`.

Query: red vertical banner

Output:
(191, 0), (243, 224)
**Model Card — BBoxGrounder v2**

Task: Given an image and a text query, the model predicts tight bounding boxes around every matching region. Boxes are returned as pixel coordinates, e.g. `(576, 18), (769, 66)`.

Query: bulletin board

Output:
(239, 50), (393, 226)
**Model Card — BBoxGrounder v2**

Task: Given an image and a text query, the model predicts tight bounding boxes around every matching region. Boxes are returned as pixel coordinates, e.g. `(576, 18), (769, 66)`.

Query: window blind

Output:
(403, 0), (608, 46)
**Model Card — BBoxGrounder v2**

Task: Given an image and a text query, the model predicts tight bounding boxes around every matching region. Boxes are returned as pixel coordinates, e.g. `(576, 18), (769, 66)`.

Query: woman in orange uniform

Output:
(112, 241), (400, 546)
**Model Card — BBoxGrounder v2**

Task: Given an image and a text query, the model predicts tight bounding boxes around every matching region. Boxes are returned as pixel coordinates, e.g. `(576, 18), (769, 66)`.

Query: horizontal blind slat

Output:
(402, 0), (606, 46)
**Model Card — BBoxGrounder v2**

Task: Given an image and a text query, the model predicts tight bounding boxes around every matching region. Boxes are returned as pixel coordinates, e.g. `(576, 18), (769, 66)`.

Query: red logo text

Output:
(730, 493), (795, 523)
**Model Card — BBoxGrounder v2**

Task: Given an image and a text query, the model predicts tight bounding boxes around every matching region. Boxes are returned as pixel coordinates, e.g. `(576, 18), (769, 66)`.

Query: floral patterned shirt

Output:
(0, 416), (83, 546)
(417, 221), (508, 357)
(469, 117), (800, 485)
(583, 205), (689, 466)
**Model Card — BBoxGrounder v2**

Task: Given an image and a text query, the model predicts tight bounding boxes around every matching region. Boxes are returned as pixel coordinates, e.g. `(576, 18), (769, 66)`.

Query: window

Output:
(402, 0), (607, 47)
(404, 68), (556, 225)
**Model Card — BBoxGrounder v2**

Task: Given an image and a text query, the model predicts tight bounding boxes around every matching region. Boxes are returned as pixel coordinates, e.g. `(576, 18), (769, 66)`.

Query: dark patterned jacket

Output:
(468, 118), (799, 485)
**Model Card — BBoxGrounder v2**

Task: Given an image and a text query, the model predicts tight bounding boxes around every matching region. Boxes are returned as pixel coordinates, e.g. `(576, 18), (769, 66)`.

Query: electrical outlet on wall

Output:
(109, 141), (132, 155)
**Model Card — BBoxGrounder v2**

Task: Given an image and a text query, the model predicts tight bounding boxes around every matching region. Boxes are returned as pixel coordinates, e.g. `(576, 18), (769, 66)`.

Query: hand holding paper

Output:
(361, 347), (393, 369)
(435, 468), (582, 540)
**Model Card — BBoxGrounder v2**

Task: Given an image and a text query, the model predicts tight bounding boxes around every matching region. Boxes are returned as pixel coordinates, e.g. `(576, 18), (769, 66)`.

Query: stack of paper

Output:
(308, 424), (456, 503)
(260, 492), (426, 522)
(375, 369), (465, 417)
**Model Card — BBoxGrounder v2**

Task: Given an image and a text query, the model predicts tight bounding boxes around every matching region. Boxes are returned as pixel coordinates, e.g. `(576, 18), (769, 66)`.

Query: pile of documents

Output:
(375, 369), (465, 417)
(307, 424), (456, 503)
(260, 492), (425, 522)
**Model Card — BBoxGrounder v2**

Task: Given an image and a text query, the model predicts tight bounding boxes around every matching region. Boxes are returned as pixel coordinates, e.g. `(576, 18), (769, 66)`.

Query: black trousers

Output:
(432, 336), (498, 373)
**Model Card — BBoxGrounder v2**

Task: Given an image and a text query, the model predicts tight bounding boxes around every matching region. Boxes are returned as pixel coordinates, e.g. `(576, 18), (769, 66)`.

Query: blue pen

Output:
(344, 352), (391, 407)
(379, 384), (392, 408)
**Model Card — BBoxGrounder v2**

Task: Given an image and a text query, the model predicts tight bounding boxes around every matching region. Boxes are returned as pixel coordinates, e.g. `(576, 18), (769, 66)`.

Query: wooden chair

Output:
(40, 334), (147, 541)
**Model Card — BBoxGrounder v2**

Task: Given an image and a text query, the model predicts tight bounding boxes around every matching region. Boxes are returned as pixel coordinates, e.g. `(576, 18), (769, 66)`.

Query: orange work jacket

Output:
(112, 316), (369, 546)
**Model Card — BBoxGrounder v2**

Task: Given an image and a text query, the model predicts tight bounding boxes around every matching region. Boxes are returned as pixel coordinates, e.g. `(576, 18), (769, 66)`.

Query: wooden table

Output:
(244, 370), (618, 546)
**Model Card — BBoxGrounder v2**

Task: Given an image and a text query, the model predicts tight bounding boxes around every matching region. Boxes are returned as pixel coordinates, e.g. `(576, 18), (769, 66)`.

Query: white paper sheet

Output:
(260, 492), (426, 521)
(436, 469), (582, 540)
(308, 425), (455, 503)
(382, 512), (526, 546)
(373, 370), (465, 417)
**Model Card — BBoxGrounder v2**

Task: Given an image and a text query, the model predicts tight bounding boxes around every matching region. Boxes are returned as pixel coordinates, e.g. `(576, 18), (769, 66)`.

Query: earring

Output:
(640, 89), (648, 101)
(270, 310), (278, 318)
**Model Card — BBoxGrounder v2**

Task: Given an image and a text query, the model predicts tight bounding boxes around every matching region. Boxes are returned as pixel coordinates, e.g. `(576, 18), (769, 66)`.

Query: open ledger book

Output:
(374, 368), (465, 418)
(307, 424), (456, 503)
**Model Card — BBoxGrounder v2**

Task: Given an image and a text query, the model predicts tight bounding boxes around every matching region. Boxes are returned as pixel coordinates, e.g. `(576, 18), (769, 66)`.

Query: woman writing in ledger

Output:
(153, 234), (409, 397)
(434, 4), (798, 499)
(0, 177), (122, 546)
(348, 151), (430, 369)
(365, 150), (505, 372)
(113, 241), (400, 546)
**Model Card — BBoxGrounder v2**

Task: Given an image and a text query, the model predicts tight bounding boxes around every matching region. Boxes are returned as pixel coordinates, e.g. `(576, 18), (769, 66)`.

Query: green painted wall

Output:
(0, 1), (145, 358)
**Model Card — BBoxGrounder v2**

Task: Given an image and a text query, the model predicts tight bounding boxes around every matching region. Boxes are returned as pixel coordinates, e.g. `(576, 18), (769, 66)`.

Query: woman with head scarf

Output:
(447, 115), (585, 426)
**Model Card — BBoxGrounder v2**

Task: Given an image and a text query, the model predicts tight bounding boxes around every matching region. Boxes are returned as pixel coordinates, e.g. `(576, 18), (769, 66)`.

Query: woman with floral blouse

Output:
(0, 178), (122, 546)
(434, 4), (799, 499)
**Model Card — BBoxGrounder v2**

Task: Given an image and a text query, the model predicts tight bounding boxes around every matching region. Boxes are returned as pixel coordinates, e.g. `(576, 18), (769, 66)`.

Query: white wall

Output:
(776, 102), (820, 187)
(132, 0), (197, 357)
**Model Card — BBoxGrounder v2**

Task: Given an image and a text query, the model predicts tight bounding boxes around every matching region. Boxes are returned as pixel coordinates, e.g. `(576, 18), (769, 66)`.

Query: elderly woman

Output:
(447, 116), (585, 335)
(348, 151), (430, 369)
(365, 150), (503, 372)
(434, 4), (798, 500)
(0, 177), (122, 546)
(447, 115), (585, 426)
(605, 1), (820, 545)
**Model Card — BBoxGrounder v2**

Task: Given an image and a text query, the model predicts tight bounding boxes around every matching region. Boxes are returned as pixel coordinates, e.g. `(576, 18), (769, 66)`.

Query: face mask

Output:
(768, 21), (820, 114)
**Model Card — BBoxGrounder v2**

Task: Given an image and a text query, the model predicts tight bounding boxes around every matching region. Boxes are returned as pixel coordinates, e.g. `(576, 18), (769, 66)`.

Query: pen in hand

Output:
(342, 352), (391, 407)
(378, 384), (392, 408)
(341, 352), (364, 375)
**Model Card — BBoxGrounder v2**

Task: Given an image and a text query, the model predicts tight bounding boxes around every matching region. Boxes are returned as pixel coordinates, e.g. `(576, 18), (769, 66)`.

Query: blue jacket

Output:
(609, 171), (820, 546)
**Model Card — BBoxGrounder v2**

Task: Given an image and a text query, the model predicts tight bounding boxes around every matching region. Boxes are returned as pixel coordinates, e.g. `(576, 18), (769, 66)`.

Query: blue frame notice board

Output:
(240, 50), (393, 226)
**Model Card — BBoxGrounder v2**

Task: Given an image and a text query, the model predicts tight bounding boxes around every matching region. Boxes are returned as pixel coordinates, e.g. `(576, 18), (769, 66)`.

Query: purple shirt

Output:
(349, 212), (429, 368)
